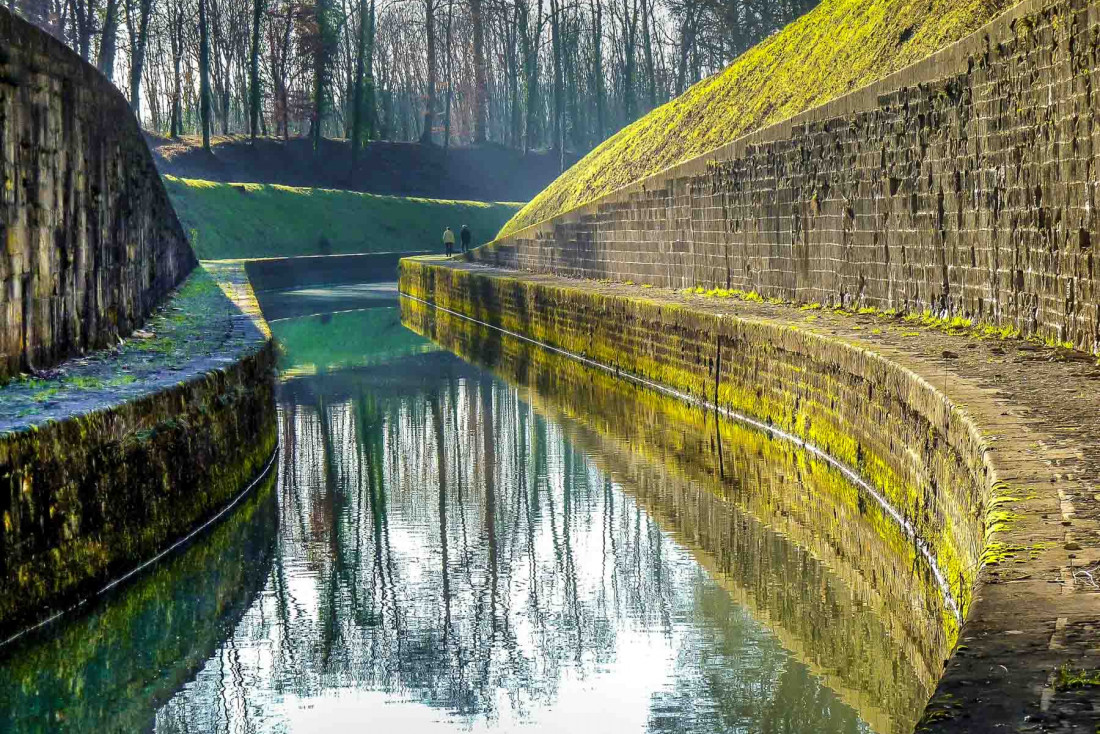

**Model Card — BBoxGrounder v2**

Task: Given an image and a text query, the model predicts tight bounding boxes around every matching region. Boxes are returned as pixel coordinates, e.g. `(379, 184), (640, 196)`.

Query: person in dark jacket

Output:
(460, 224), (472, 253)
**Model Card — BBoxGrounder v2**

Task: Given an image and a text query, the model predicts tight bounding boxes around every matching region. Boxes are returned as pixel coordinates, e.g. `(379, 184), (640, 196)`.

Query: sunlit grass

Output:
(500, 0), (1014, 237)
(164, 176), (523, 259)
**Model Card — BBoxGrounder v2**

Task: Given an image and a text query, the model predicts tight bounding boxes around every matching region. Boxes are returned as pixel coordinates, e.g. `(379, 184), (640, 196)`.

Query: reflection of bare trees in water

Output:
(155, 360), (867, 733)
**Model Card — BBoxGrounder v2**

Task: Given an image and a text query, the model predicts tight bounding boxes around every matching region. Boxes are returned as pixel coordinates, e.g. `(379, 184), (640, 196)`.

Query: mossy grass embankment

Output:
(500, 0), (1014, 237)
(164, 175), (523, 260)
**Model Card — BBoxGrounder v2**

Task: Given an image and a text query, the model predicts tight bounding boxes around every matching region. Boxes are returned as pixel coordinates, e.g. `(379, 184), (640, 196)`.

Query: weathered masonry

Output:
(0, 8), (195, 380)
(401, 260), (986, 643)
(401, 288), (959, 733)
(0, 329), (277, 639)
(475, 0), (1100, 355)
(0, 10), (275, 640)
(400, 252), (1100, 731)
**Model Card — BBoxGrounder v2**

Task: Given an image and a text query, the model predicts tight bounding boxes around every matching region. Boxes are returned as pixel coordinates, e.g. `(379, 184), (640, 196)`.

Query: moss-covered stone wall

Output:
(400, 258), (992, 649)
(476, 0), (1100, 354)
(0, 343), (277, 639)
(0, 8), (195, 380)
(402, 292), (955, 732)
(0, 467), (278, 731)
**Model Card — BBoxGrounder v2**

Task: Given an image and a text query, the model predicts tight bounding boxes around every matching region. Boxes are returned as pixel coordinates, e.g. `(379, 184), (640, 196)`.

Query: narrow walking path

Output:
(0, 262), (268, 436)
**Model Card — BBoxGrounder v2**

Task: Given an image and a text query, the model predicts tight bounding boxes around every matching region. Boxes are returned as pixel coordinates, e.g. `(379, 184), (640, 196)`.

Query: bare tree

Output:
(198, 0), (212, 150)
(124, 0), (155, 116)
(420, 0), (440, 143)
(13, 0), (822, 160)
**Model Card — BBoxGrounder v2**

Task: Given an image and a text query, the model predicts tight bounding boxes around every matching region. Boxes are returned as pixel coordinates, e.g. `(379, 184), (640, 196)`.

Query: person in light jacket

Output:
(442, 227), (456, 256)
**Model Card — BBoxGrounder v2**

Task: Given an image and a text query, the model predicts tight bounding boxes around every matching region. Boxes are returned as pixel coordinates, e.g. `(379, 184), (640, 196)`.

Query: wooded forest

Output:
(9, 0), (818, 159)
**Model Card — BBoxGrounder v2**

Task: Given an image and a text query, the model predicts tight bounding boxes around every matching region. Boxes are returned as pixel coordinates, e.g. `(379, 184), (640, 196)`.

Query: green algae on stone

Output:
(399, 258), (988, 634)
(0, 262), (277, 639)
(401, 292), (954, 730)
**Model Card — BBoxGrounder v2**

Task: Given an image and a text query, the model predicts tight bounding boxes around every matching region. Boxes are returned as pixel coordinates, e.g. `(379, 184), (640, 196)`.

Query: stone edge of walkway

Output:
(0, 261), (270, 437)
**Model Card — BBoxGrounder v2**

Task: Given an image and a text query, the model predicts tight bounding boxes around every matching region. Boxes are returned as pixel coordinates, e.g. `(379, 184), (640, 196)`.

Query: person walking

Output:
(442, 226), (456, 256)
(460, 224), (472, 253)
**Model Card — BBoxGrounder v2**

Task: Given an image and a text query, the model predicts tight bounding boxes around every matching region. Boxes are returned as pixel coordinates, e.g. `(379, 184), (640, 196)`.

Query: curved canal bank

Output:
(1, 285), (945, 732)
(400, 293), (955, 732)
(1, 5), (280, 645)
(0, 262), (277, 642)
(399, 256), (1100, 732)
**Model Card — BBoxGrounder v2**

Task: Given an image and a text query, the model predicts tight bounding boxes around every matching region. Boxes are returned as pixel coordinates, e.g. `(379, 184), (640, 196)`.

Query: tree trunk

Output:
(443, 0), (453, 151)
(365, 0), (376, 139)
(280, 11), (292, 140)
(380, 87), (392, 140)
(506, 4), (520, 148)
(519, 4), (539, 154)
(73, 0), (93, 60)
(675, 11), (693, 96)
(641, 0), (656, 110)
(221, 87), (231, 135)
(312, 0), (331, 151)
(420, 0), (436, 144)
(350, 0), (368, 170)
(198, 0), (213, 152)
(592, 0), (605, 145)
(249, 0), (263, 142)
(567, 15), (582, 153)
(549, 0), (563, 166)
(124, 0), (152, 119)
(170, 5), (183, 136)
(470, 0), (487, 143)
(97, 0), (118, 82)
(622, 0), (637, 122)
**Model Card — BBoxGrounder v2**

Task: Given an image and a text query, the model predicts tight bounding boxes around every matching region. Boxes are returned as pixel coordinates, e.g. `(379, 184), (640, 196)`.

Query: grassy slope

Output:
(164, 176), (523, 259)
(500, 0), (1012, 237)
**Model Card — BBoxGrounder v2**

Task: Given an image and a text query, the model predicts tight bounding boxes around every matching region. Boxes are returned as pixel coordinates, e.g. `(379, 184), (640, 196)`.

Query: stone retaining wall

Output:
(401, 290), (957, 732)
(0, 342), (277, 639)
(0, 7), (195, 380)
(475, 0), (1100, 354)
(400, 258), (993, 640)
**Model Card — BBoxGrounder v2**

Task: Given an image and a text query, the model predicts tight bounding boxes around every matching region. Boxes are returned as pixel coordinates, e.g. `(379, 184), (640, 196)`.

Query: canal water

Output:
(0, 285), (950, 733)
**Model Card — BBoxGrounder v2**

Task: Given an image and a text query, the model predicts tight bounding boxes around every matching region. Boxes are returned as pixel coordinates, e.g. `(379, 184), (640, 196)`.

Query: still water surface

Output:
(0, 287), (943, 733)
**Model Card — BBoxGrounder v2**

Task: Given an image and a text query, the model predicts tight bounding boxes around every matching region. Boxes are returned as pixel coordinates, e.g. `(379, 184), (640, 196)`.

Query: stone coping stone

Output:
(402, 257), (1100, 733)
(0, 261), (270, 437)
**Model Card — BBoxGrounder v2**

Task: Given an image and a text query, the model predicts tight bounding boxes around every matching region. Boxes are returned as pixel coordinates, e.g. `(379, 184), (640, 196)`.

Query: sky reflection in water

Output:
(0, 289), (941, 733)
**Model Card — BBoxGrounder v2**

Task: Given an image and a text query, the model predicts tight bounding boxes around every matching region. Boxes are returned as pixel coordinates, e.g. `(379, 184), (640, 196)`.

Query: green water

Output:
(0, 286), (944, 733)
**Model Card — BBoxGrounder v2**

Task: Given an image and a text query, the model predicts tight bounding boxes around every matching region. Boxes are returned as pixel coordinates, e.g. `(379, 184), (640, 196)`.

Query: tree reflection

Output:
(153, 350), (872, 733)
(403, 298), (950, 734)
